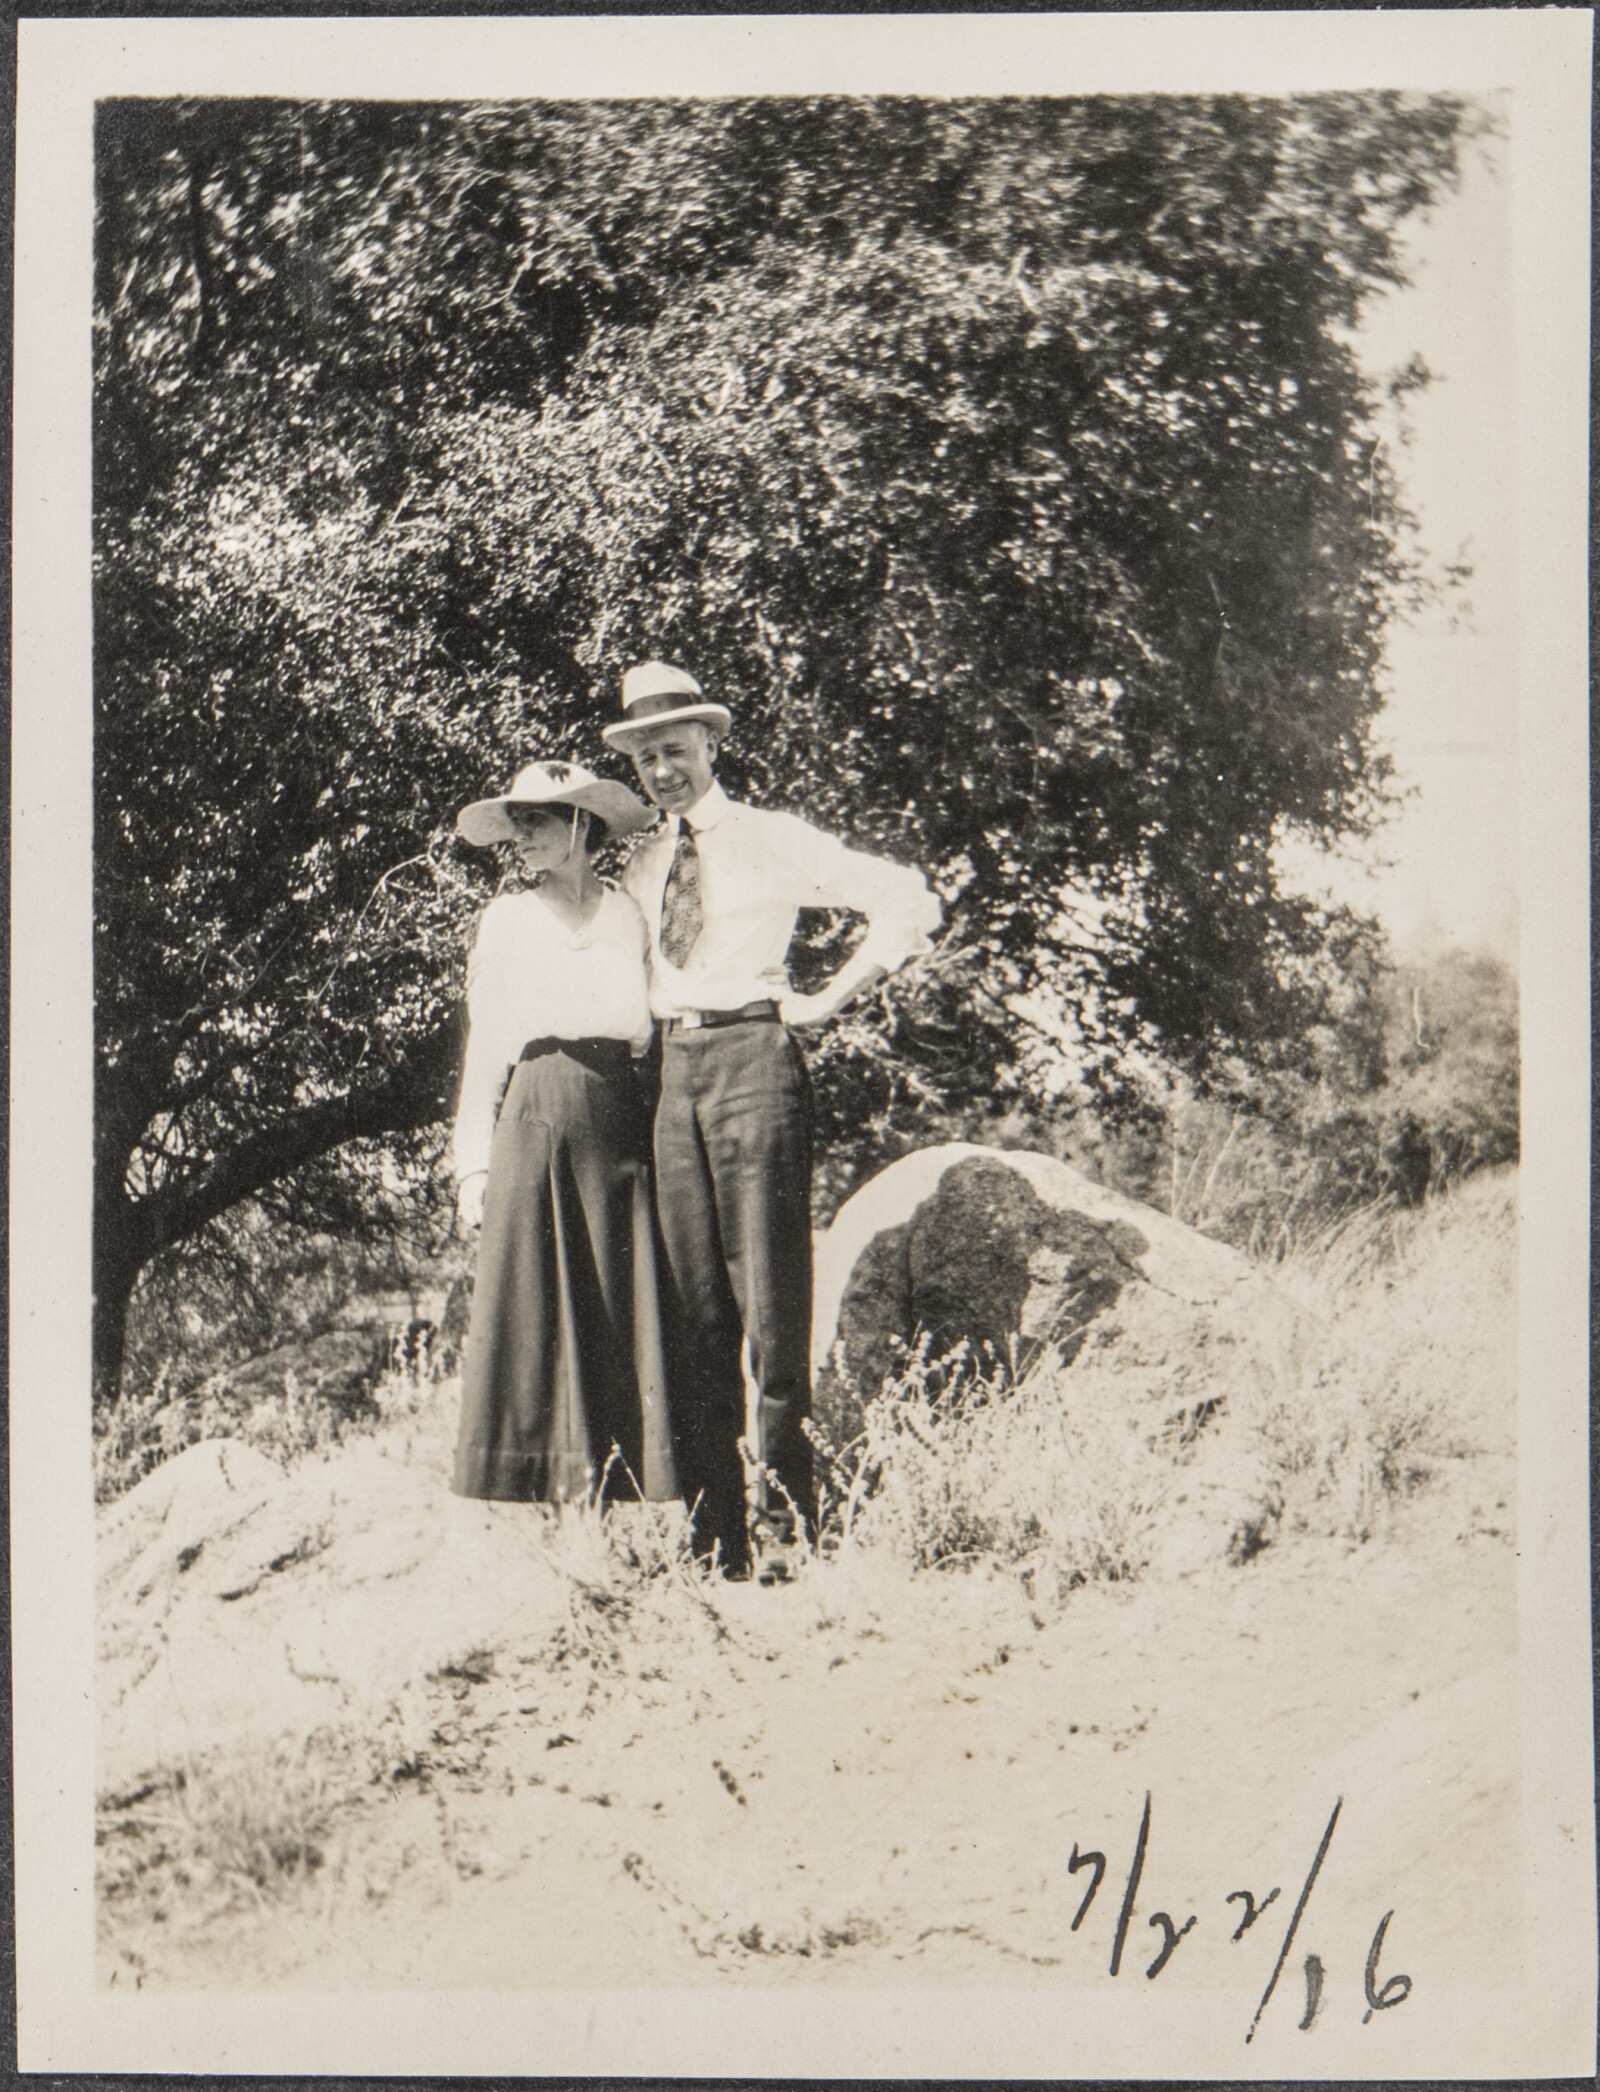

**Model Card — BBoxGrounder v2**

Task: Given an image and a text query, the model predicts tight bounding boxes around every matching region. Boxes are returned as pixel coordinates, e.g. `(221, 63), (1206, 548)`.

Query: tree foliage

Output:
(94, 92), (1471, 1394)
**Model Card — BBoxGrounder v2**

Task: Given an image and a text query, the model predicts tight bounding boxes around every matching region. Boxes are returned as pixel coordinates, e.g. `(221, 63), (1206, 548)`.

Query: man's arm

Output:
(781, 953), (890, 1029)
(779, 825), (941, 1028)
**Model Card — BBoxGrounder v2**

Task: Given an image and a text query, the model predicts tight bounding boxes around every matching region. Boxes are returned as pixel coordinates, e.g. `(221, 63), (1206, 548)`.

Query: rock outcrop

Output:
(96, 1395), (578, 1792)
(96, 1148), (1320, 1793)
(810, 1144), (1309, 1573)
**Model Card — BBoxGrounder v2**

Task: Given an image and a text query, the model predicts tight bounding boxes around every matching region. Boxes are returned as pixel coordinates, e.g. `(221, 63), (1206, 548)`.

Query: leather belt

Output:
(663, 998), (781, 1035)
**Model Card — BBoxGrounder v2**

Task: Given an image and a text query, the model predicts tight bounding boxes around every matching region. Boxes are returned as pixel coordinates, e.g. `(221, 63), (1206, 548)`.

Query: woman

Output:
(450, 757), (677, 1505)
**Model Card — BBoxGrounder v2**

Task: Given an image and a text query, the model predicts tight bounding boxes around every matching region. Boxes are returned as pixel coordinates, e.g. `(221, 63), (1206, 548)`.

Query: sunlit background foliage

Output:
(94, 93), (1509, 1402)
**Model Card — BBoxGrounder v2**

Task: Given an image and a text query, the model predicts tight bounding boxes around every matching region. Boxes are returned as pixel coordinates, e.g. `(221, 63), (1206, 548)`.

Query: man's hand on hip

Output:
(780, 958), (889, 1031)
(779, 988), (843, 1030)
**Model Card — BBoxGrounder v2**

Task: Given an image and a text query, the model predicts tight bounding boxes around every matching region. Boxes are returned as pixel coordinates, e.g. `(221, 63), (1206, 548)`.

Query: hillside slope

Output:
(98, 1172), (1518, 2020)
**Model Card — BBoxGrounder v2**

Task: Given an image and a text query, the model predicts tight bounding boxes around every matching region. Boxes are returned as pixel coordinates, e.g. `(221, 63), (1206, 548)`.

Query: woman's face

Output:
(505, 802), (586, 871)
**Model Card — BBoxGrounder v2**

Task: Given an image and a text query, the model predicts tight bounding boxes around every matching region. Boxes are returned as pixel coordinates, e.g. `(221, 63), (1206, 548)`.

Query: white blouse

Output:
(450, 884), (654, 1182)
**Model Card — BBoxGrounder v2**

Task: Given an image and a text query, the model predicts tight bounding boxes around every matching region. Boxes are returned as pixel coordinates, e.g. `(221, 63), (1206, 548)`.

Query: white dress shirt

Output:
(451, 885), (654, 1182)
(621, 780), (941, 1020)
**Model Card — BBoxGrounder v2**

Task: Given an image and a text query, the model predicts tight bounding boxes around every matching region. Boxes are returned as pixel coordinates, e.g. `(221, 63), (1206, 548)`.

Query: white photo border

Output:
(12, 9), (1594, 2075)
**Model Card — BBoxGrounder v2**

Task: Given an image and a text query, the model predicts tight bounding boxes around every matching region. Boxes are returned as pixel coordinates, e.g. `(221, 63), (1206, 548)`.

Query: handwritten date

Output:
(1067, 1791), (1412, 2043)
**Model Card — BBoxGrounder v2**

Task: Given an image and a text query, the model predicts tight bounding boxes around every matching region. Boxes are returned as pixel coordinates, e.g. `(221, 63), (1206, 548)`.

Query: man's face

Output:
(626, 722), (718, 817)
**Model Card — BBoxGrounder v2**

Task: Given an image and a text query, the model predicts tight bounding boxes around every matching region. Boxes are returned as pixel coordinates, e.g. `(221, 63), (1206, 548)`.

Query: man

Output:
(605, 660), (941, 1579)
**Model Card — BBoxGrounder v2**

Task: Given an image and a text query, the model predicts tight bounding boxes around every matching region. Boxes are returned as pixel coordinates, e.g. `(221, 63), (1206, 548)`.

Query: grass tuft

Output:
(98, 1735), (340, 1937)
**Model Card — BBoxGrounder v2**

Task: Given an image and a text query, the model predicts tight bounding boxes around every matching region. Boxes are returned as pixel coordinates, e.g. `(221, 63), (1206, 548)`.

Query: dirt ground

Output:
(100, 1443), (1517, 2023)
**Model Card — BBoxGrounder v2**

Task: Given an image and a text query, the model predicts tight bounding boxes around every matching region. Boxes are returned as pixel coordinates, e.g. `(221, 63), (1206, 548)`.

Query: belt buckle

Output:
(679, 1010), (706, 1031)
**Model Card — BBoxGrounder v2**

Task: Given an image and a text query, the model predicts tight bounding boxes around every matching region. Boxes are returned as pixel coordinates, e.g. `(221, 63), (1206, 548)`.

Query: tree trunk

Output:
(92, 1132), (168, 1406)
(92, 1016), (463, 1402)
(92, 1127), (161, 1408)
(92, 1249), (140, 1409)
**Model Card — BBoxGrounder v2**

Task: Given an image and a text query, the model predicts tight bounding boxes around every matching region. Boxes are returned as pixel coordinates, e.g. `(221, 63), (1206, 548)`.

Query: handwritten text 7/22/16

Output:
(1062, 1795), (1411, 2043)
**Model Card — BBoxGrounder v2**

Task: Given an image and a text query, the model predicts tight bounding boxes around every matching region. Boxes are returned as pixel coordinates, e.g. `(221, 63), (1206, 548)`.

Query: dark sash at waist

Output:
(519, 1036), (635, 1078)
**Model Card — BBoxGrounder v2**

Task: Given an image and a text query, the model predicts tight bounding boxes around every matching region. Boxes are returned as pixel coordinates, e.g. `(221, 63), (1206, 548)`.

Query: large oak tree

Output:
(94, 93), (1470, 1397)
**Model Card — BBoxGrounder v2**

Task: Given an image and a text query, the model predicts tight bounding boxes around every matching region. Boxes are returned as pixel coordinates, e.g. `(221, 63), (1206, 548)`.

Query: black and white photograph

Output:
(11, 9), (1594, 2078)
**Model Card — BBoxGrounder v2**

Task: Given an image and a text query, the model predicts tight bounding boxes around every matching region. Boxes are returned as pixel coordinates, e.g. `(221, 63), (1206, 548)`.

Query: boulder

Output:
(810, 1145), (1309, 1570)
(202, 1326), (389, 1424)
(814, 1146), (1258, 1396)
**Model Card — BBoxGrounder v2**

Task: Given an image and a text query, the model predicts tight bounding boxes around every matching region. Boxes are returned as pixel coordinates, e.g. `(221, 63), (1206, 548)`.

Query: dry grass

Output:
(1261, 1166), (1516, 1540)
(93, 1377), (350, 1505)
(93, 1356), (449, 1506)
(807, 1168), (1515, 1597)
(806, 1345), (1169, 1593)
(98, 1735), (343, 1946)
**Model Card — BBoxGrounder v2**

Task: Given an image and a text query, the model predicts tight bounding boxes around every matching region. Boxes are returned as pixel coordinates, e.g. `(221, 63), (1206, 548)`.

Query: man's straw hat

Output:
(601, 660), (732, 748)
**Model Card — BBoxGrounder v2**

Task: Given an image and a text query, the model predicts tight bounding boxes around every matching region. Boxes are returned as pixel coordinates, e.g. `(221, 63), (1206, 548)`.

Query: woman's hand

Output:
(456, 1172), (488, 1230)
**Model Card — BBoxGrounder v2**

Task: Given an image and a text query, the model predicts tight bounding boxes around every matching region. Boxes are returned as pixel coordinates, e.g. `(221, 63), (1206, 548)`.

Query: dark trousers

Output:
(653, 1019), (815, 1572)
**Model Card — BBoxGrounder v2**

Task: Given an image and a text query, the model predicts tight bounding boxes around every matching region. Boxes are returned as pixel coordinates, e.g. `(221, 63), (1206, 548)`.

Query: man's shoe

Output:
(750, 1509), (803, 1586)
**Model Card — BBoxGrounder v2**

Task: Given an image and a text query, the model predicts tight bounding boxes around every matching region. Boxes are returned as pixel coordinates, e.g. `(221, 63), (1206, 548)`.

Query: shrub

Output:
(933, 942), (1518, 1258)
(92, 1341), (456, 1505)
(99, 1150), (471, 1499)
(115, 1138), (467, 1414)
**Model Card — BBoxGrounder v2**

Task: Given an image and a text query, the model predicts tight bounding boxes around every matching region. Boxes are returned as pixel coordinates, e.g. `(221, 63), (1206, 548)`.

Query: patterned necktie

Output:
(659, 824), (703, 968)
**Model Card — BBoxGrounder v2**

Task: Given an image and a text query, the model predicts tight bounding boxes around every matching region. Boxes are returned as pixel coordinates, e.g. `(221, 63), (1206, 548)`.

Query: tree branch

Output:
(126, 1015), (463, 1261)
(187, 156), (218, 369)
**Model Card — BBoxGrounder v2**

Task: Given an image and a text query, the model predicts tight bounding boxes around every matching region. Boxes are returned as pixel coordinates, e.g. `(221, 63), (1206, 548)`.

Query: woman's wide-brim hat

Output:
(456, 759), (653, 847)
(600, 660), (732, 748)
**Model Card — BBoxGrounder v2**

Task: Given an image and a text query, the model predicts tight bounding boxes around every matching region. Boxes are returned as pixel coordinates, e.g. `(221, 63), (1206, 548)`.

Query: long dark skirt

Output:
(453, 1041), (678, 1503)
